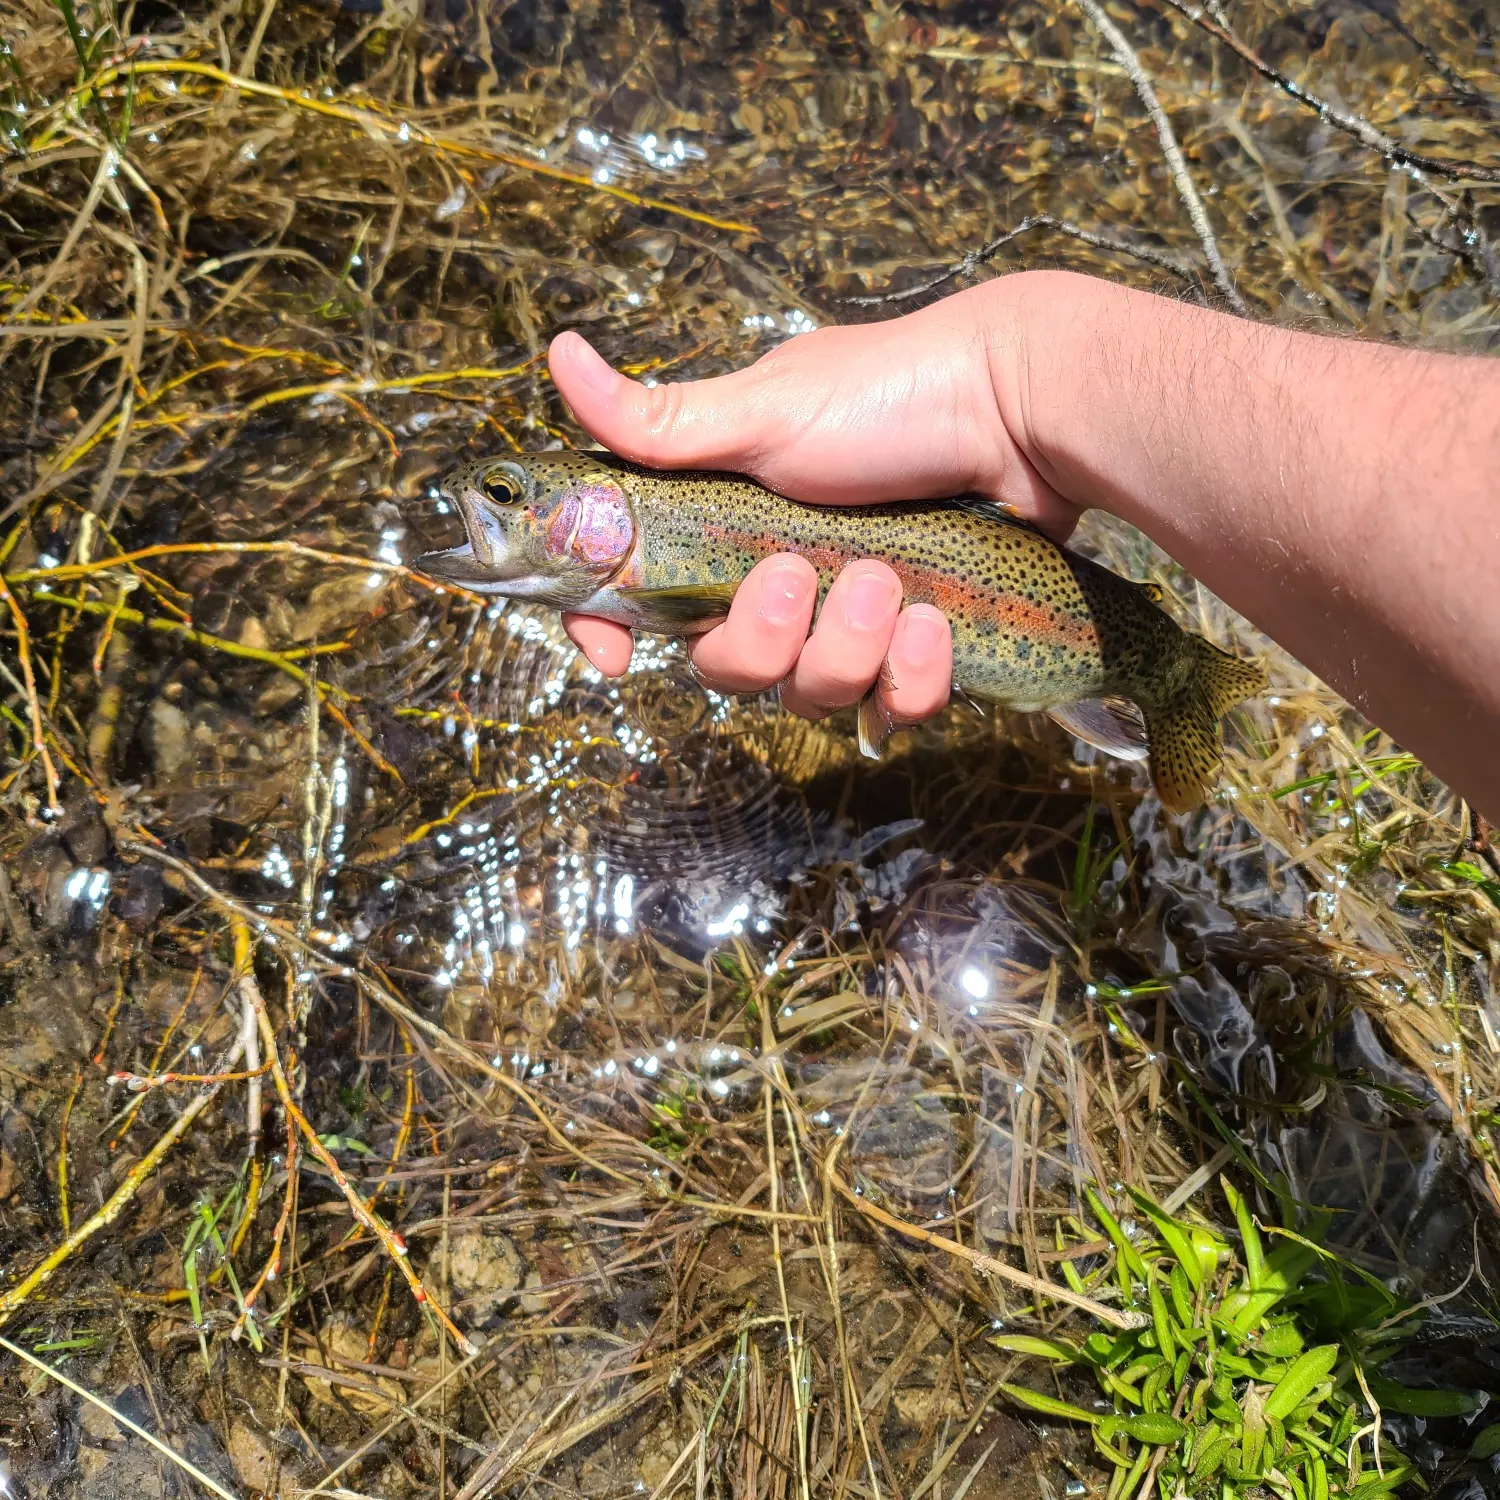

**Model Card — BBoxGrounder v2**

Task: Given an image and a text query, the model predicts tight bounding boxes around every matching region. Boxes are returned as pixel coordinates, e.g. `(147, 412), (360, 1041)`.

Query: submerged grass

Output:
(0, 0), (1499, 1497)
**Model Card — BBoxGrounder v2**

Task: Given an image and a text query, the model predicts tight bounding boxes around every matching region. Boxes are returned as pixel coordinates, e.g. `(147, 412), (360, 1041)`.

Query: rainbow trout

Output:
(417, 452), (1267, 811)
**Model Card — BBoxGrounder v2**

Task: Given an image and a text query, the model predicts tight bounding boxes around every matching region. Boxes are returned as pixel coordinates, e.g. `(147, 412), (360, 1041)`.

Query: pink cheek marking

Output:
(568, 487), (634, 568)
(544, 497), (581, 560)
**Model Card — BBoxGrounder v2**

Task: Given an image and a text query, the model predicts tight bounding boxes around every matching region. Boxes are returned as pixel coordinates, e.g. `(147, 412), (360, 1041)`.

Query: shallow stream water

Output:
(1, 0), (1499, 1496)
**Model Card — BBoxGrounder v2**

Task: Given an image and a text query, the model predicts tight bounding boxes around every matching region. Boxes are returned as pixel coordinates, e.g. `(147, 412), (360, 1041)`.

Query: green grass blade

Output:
(1192, 1434), (1233, 1478)
(1119, 1412), (1189, 1444)
(1000, 1383), (1099, 1425)
(1085, 1186), (1149, 1284)
(1092, 1427), (1133, 1466)
(990, 1334), (1081, 1362)
(1264, 1345), (1339, 1422)
(1471, 1423), (1500, 1460)
(1221, 1177), (1265, 1289)
(1363, 1373), (1482, 1417)
(1148, 1281), (1175, 1362)
(1126, 1186), (1209, 1290)
(1221, 1287), (1284, 1331)
(1169, 1262), (1195, 1321)
(1254, 1321), (1304, 1359)
(1178, 1077), (1274, 1190)
(1309, 1455), (1330, 1500)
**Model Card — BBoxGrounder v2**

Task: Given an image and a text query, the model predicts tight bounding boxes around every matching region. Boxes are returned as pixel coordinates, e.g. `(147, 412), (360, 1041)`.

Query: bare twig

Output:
(833, 1181), (1148, 1330)
(845, 214), (1203, 306)
(231, 922), (477, 1358)
(0, 576), (60, 810)
(0, 1033), (246, 1322)
(1073, 0), (1248, 314)
(0, 1335), (239, 1500)
(241, 978), (262, 1162)
(1155, 0), (1500, 184)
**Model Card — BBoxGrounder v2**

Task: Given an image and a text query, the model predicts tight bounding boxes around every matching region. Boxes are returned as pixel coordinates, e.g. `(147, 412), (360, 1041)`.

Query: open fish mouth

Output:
(415, 477), (500, 585)
(414, 540), (500, 588)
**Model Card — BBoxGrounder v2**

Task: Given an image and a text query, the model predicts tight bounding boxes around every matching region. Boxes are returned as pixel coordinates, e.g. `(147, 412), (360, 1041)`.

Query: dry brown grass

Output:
(0, 0), (1498, 1496)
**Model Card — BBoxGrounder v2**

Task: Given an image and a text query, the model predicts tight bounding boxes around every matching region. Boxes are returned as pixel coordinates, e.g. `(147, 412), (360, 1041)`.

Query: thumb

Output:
(548, 331), (769, 471)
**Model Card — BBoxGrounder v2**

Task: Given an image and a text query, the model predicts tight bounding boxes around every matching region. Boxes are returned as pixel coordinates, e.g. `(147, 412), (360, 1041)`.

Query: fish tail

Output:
(1144, 638), (1269, 813)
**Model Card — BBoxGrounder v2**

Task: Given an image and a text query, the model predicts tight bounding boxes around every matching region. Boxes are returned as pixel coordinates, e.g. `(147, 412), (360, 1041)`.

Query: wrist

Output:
(973, 270), (1293, 542)
(974, 269), (1126, 512)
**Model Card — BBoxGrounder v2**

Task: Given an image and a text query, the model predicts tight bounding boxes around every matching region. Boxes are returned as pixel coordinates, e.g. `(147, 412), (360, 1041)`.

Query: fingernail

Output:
(759, 562), (812, 628)
(563, 334), (617, 398)
(900, 610), (946, 669)
(844, 571), (898, 631)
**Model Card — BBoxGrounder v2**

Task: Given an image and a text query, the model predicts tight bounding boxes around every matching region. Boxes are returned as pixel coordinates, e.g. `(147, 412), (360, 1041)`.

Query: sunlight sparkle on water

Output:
(706, 900), (750, 937)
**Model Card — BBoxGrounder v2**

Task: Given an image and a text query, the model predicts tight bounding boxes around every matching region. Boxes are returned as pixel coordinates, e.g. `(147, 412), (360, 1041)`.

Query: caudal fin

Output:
(1144, 638), (1269, 813)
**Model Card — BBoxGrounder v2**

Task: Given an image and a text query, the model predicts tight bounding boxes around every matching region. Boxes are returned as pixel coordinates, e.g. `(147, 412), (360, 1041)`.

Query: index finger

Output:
(563, 613), (635, 676)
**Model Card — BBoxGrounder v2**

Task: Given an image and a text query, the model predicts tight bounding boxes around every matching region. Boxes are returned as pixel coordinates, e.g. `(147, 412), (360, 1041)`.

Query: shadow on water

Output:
(1, 0), (1500, 1495)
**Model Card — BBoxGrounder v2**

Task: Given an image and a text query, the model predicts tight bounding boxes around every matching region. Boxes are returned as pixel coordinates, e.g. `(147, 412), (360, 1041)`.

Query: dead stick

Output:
(833, 1180), (1146, 1330)
(1074, 0), (1248, 314)
(0, 577), (60, 810)
(231, 923), (477, 1358)
(1155, 0), (1500, 184)
(845, 213), (1201, 307)
(0, 1039), (245, 1322)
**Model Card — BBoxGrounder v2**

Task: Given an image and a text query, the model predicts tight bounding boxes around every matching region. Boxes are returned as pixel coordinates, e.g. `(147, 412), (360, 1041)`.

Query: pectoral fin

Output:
(616, 581), (742, 631)
(1048, 697), (1149, 761)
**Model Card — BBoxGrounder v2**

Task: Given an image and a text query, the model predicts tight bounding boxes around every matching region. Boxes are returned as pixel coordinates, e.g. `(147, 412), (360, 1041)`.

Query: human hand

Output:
(548, 280), (1072, 726)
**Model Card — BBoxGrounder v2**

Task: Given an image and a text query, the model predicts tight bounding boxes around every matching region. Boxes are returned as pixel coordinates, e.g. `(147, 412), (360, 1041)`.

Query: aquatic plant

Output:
(1, 0), (1498, 1495)
(996, 1180), (1490, 1500)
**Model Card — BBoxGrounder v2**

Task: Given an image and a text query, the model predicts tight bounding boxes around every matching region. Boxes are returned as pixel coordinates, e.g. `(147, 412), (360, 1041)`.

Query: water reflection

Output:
(3, 0), (1498, 1490)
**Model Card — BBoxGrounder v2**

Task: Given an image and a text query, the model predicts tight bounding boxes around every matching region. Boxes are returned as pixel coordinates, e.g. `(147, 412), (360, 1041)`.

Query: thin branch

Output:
(0, 576), (60, 810)
(0, 1335), (239, 1500)
(1155, 0), (1500, 184)
(0, 1034), (246, 1321)
(845, 214), (1204, 307)
(832, 1179), (1148, 1331)
(231, 922), (478, 1359)
(1074, 0), (1248, 314)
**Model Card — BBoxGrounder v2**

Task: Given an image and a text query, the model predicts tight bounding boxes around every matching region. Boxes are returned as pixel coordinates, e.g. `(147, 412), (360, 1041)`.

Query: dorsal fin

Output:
(948, 495), (1050, 537)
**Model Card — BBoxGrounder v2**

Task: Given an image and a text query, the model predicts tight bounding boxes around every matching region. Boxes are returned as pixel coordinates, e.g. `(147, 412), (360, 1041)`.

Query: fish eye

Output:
(480, 469), (521, 506)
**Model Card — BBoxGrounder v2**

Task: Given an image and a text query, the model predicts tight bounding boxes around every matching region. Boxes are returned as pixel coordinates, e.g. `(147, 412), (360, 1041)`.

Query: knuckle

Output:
(794, 657), (876, 709)
(777, 683), (827, 721)
(639, 380), (685, 445)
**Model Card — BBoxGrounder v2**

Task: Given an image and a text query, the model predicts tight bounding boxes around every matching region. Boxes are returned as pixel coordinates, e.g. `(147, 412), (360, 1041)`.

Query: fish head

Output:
(416, 455), (637, 605)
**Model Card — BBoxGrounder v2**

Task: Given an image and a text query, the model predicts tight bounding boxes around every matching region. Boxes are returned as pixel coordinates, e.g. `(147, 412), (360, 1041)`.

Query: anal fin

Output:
(1047, 697), (1149, 762)
(856, 687), (894, 761)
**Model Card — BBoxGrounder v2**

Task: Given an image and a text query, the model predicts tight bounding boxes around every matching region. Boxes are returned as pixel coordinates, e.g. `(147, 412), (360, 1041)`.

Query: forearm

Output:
(986, 271), (1500, 818)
